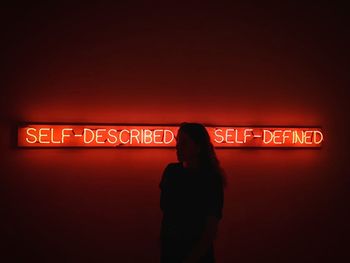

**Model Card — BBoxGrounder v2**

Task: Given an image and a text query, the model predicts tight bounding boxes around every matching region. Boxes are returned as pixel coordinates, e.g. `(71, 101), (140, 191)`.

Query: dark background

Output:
(1, 2), (348, 262)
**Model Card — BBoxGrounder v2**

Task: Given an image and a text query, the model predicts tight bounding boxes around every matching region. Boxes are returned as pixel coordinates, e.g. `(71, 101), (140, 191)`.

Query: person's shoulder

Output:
(164, 162), (182, 172)
(160, 162), (181, 188)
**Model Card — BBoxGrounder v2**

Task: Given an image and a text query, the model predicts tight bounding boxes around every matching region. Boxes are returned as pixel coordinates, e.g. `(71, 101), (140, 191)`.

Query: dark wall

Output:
(1, 3), (348, 262)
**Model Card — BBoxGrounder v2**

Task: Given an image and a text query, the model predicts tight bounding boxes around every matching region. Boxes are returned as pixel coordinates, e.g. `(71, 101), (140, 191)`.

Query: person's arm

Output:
(183, 215), (219, 263)
(159, 163), (173, 211)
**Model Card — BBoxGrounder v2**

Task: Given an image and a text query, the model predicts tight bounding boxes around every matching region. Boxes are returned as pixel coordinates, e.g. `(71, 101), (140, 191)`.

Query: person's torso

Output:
(160, 163), (211, 240)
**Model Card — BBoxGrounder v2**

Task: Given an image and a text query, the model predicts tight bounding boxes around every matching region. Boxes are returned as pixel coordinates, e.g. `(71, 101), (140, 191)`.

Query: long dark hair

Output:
(177, 122), (228, 189)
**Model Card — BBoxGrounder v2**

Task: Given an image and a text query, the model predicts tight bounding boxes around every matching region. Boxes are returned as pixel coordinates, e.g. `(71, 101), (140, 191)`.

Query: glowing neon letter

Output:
(83, 128), (94, 144)
(263, 130), (273, 144)
(244, 129), (253, 143)
(143, 129), (153, 144)
(273, 130), (282, 144)
(61, 128), (73, 143)
(26, 128), (37, 144)
(153, 129), (163, 144)
(225, 129), (235, 143)
(95, 129), (106, 144)
(314, 131), (323, 144)
(130, 129), (140, 144)
(119, 129), (130, 144)
(51, 128), (61, 144)
(214, 129), (224, 143)
(304, 130), (313, 144)
(282, 130), (291, 144)
(164, 129), (174, 144)
(38, 128), (50, 144)
(235, 129), (243, 144)
(107, 129), (118, 144)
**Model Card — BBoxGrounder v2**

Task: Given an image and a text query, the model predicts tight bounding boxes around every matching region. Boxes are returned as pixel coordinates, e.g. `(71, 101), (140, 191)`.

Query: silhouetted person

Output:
(159, 122), (227, 263)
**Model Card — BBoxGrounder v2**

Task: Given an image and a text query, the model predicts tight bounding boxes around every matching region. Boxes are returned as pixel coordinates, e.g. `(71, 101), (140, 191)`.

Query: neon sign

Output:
(17, 123), (324, 148)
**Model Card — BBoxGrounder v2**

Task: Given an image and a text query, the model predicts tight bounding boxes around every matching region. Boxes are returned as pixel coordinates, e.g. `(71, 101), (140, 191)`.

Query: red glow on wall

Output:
(17, 124), (324, 148)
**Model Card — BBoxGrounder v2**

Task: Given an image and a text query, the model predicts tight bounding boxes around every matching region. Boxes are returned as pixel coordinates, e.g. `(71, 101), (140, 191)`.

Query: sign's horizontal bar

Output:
(17, 124), (323, 148)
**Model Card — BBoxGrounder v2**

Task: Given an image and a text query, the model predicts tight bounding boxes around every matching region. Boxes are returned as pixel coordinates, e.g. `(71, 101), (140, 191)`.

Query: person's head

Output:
(175, 122), (228, 188)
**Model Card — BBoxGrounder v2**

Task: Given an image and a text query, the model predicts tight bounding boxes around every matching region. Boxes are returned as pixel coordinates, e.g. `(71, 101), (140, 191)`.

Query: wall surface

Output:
(1, 3), (348, 262)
